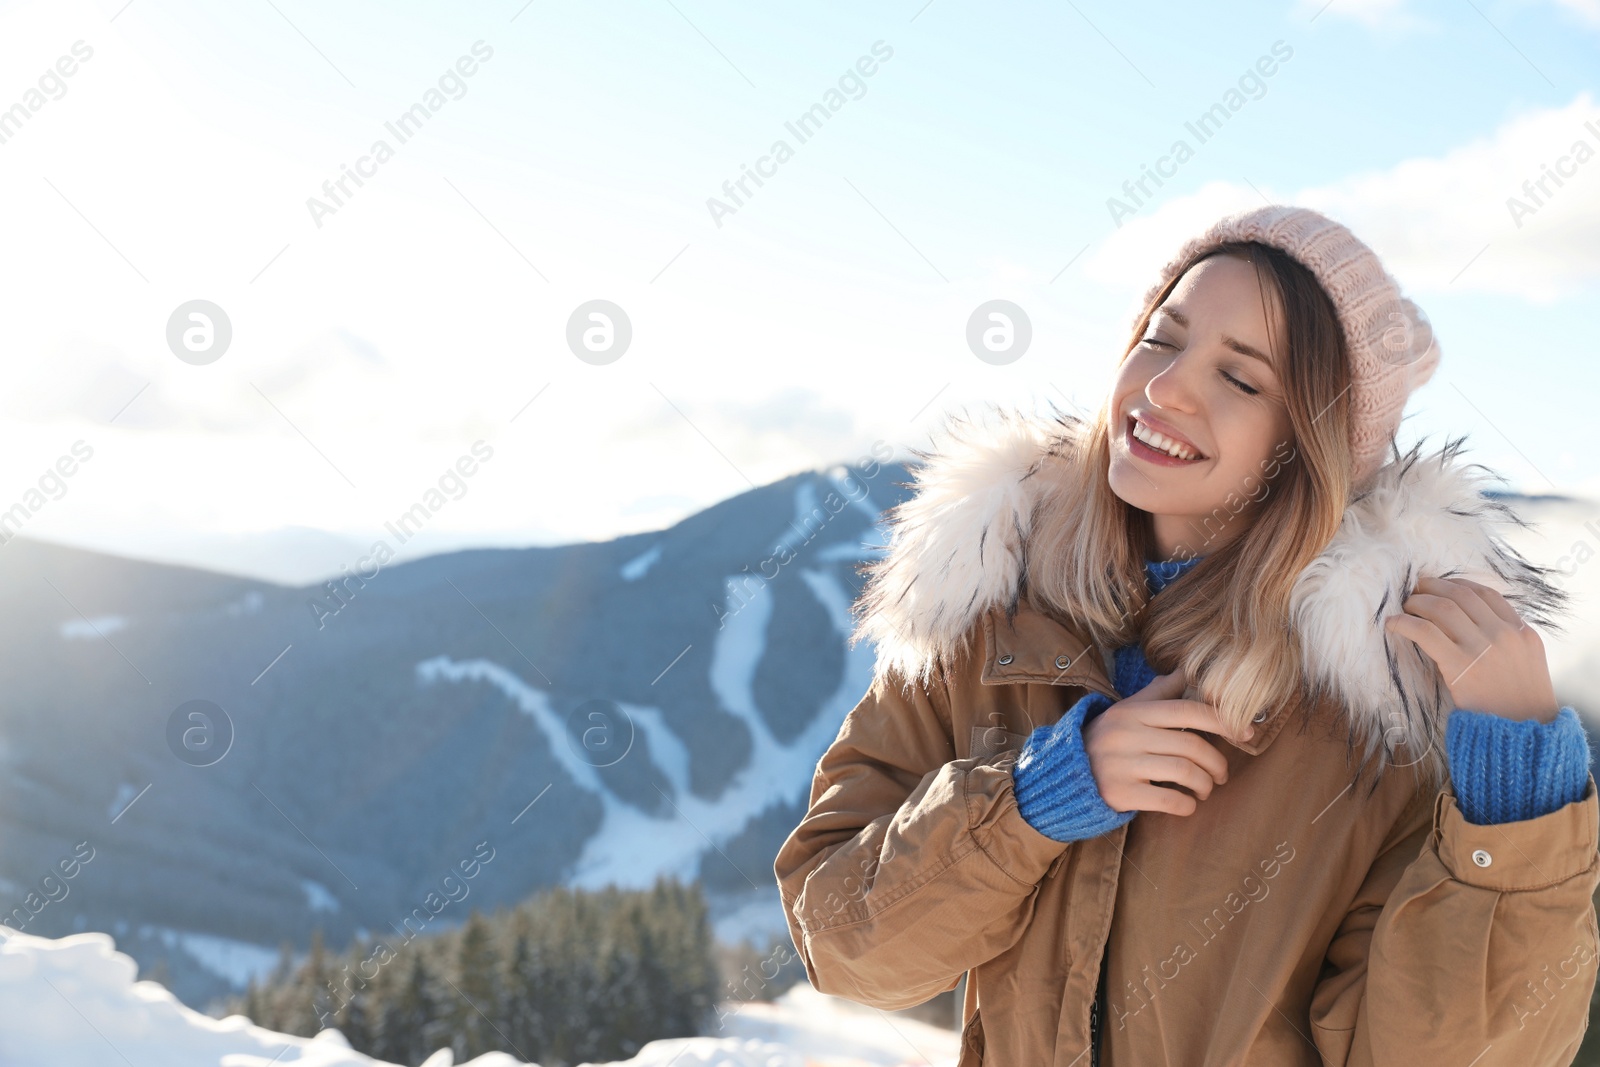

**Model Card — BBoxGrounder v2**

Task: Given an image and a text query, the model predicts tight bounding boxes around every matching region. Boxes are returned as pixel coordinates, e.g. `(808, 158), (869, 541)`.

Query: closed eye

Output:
(1221, 371), (1259, 396)
(1138, 337), (1261, 397)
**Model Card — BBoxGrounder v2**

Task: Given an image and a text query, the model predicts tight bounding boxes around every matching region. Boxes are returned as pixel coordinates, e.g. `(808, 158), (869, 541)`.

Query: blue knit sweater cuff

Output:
(1011, 691), (1136, 843)
(1446, 705), (1593, 826)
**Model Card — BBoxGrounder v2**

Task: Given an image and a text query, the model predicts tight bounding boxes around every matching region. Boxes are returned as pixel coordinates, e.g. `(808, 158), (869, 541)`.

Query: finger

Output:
(1126, 670), (1187, 704)
(1448, 577), (1527, 629)
(1140, 730), (1231, 786)
(1134, 699), (1254, 742)
(1398, 588), (1477, 646)
(1122, 782), (1199, 817)
(1132, 754), (1220, 800)
(1418, 576), (1506, 636)
(1386, 611), (1455, 667)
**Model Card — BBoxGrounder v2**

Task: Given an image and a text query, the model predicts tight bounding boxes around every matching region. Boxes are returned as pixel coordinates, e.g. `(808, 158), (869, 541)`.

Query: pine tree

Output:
(540, 890), (594, 1066)
(268, 941), (295, 987)
(452, 908), (502, 1060)
(331, 940), (374, 1054)
(257, 941), (297, 1032)
(387, 949), (443, 1065)
(602, 903), (649, 1059)
(231, 879), (725, 1064)
(304, 927), (337, 1035)
(240, 978), (266, 1029)
(665, 877), (720, 1033)
(504, 924), (548, 1061)
(366, 951), (409, 1066)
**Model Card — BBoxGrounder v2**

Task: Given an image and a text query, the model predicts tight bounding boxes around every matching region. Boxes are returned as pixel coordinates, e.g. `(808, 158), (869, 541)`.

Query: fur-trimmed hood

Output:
(850, 405), (1570, 778)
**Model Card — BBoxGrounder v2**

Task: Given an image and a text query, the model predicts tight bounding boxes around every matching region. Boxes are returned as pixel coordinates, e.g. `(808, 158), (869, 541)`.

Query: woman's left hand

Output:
(1383, 575), (1559, 723)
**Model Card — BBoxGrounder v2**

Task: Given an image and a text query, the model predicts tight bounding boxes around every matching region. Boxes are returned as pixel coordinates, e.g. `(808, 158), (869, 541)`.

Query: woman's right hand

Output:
(1080, 670), (1251, 817)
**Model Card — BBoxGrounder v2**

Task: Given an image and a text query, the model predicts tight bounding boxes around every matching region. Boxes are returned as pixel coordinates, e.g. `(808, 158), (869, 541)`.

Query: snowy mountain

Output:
(0, 446), (1594, 1022)
(0, 927), (961, 1066)
(0, 458), (903, 1008)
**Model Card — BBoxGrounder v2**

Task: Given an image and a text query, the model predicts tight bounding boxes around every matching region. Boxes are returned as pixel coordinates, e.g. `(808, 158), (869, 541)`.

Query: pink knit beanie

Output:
(1135, 204), (1441, 491)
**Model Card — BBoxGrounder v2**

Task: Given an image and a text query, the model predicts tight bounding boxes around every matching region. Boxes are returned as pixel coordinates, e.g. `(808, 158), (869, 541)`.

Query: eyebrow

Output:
(1153, 308), (1277, 371)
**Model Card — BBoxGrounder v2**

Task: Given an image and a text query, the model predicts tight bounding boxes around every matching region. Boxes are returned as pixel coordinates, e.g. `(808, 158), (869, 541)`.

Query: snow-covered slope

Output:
(0, 462), (902, 1007)
(414, 562), (872, 893)
(0, 928), (961, 1067)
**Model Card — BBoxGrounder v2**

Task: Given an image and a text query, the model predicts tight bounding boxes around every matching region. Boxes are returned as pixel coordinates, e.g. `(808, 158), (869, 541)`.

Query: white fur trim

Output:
(852, 408), (1569, 781)
(851, 406), (1066, 689)
(1291, 438), (1568, 780)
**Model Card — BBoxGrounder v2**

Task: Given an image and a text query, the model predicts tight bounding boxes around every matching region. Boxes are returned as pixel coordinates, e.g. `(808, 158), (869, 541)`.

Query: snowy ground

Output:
(0, 928), (961, 1067)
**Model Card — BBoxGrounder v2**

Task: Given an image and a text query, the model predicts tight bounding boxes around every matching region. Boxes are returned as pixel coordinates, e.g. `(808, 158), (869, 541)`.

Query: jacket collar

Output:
(977, 598), (1295, 755)
(851, 406), (1569, 773)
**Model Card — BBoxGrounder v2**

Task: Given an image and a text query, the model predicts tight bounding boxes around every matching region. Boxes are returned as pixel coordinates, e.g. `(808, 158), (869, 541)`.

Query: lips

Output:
(1128, 412), (1208, 460)
(1124, 416), (1208, 468)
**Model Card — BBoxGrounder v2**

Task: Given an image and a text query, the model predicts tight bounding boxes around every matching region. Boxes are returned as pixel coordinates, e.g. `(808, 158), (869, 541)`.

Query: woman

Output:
(773, 205), (1598, 1065)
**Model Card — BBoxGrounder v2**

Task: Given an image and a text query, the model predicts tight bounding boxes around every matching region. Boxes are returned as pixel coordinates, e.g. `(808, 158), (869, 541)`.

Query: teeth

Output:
(1132, 418), (1199, 460)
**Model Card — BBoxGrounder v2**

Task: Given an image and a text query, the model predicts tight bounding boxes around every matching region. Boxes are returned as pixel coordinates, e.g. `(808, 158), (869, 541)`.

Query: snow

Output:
(59, 615), (127, 640)
(171, 930), (285, 988)
(705, 889), (789, 950)
(0, 927), (960, 1066)
(0, 929), (324, 1067)
(627, 705), (693, 797)
(620, 544), (663, 581)
(813, 539), (878, 562)
(227, 591), (266, 617)
(773, 482), (838, 560)
(413, 565), (875, 893)
(824, 467), (883, 522)
(107, 782), (139, 820)
(302, 880), (341, 914)
(718, 983), (961, 1065)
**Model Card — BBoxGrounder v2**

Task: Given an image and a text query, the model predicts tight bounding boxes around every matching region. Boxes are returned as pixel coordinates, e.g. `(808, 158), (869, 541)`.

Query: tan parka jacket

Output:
(774, 412), (1600, 1066)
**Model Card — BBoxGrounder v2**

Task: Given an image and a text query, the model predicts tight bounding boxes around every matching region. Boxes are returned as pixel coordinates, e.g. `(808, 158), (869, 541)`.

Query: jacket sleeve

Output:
(1309, 773), (1600, 1066)
(773, 660), (1073, 1011)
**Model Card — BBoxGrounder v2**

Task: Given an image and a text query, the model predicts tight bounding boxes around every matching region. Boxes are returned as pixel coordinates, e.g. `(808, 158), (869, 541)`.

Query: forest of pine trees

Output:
(230, 876), (722, 1067)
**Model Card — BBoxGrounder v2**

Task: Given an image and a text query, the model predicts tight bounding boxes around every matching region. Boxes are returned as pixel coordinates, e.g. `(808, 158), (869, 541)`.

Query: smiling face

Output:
(1107, 253), (1298, 560)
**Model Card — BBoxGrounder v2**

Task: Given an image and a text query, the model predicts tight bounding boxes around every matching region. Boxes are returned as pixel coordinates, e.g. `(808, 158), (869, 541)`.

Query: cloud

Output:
(618, 386), (866, 472)
(1302, 0), (1599, 32)
(1295, 0), (1434, 31)
(1, 338), (148, 425)
(709, 387), (860, 460)
(1552, 0), (1600, 25)
(1086, 93), (1600, 303)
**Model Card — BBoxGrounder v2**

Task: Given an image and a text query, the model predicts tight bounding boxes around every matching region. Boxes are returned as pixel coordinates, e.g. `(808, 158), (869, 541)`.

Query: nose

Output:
(1143, 347), (1200, 413)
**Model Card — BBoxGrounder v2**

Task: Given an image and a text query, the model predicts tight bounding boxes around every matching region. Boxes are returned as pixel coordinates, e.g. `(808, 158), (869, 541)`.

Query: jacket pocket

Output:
(1047, 847), (1072, 880)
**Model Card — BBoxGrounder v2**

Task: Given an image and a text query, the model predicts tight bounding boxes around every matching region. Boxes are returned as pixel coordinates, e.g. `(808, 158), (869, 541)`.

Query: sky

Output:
(0, 0), (1596, 576)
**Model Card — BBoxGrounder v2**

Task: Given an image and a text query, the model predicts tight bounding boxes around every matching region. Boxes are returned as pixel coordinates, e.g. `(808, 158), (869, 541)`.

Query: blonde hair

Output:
(1022, 242), (1407, 791)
